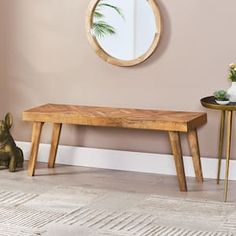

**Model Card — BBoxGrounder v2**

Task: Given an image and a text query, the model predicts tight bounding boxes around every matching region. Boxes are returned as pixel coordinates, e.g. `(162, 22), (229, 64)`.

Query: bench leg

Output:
(28, 122), (44, 176)
(48, 123), (62, 168)
(168, 131), (187, 192)
(187, 129), (203, 183)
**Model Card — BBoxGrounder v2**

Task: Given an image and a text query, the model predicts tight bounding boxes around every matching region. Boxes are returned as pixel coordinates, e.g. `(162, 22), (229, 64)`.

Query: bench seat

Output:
(23, 104), (207, 192)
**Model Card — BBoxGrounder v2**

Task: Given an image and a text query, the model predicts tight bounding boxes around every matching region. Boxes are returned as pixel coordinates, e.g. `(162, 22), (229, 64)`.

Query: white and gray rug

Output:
(0, 186), (235, 236)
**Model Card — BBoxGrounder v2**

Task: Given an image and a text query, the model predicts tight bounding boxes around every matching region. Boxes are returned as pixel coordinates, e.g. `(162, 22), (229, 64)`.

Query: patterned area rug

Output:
(0, 187), (235, 236)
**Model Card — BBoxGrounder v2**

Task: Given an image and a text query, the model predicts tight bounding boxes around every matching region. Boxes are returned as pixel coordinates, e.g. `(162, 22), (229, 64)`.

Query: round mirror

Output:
(86, 0), (162, 67)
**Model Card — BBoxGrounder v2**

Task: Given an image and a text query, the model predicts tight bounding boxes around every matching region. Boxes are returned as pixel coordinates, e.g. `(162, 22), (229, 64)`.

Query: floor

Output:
(0, 163), (236, 235)
(0, 162), (235, 203)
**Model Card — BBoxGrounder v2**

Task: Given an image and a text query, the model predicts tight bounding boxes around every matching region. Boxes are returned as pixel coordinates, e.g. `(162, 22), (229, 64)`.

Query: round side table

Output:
(201, 96), (236, 202)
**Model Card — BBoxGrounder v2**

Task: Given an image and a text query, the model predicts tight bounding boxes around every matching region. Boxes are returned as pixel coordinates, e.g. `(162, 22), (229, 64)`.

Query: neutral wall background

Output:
(0, 0), (236, 158)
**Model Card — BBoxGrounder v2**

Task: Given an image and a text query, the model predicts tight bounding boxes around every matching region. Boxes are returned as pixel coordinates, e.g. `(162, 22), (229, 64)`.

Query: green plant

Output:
(228, 63), (236, 82)
(92, 1), (124, 38)
(213, 90), (229, 101)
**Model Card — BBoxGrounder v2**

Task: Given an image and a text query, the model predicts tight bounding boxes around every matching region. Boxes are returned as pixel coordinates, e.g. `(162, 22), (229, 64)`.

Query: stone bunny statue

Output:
(0, 113), (24, 172)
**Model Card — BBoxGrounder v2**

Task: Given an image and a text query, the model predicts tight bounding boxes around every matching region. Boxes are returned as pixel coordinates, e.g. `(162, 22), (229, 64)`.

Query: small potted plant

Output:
(213, 90), (230, 105)
(227, 63), (236, 102)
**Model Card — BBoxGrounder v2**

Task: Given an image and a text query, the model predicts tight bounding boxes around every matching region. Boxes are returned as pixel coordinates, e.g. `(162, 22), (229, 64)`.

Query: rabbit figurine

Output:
(0, 113), (24, 172)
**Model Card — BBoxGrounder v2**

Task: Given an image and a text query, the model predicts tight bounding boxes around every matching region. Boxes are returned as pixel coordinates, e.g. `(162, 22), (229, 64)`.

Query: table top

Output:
(22, 104), (207, 132)
(201, 96), (236, 110)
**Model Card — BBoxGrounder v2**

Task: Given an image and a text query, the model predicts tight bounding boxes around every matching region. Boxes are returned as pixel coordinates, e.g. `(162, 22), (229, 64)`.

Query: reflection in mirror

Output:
(86, 0), (162, 66)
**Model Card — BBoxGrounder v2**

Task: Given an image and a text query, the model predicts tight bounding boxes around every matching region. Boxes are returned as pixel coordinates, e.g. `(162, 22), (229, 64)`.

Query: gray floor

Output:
(0, 162), (234, 203)
(0, 163), (236, 235)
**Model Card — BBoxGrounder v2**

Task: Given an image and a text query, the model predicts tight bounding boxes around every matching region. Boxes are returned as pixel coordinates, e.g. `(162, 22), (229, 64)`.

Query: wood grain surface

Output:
(168, 131), (187, 191)
(23, 104), (207, 132)
(28, 122), (44, 176)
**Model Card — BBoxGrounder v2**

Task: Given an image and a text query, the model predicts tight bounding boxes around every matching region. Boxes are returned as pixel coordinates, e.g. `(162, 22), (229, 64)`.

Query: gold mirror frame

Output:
(86, 0), (162, 67)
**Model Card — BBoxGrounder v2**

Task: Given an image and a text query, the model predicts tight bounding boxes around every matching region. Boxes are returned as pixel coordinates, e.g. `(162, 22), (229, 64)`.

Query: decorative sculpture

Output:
(0, 113), (24, 172)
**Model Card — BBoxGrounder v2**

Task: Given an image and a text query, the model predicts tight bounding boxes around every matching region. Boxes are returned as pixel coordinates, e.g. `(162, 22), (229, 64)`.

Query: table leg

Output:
(187, 129), (203, 183)
(28, 122), (44, 176)
(169, 131), (187, 192)
(224, 110), (233, 202)
(217, 110), (226, 184)
(48, 123), (62, 168)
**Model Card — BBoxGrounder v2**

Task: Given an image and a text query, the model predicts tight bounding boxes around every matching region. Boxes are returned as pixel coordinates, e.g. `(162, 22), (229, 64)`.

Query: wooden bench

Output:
(22, 104), (207, 192)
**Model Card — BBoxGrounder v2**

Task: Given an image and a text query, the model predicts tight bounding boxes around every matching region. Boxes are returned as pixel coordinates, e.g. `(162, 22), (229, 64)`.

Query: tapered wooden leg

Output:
(169, 131), (187, 192)
(187, 129), (203, 183)
(48, 123), (62, 168)
(217, 110), (225, 184)
(224, 110), (233, 202)
(28, 122), (44, 176)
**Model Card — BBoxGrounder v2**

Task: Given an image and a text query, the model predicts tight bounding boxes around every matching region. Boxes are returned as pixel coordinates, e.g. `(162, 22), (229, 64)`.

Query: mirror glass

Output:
(87, 0), (162, 66)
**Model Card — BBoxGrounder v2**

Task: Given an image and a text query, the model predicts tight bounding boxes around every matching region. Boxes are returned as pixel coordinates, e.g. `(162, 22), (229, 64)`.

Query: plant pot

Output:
(227, 82), (236, 102)
(215, 100), (230, 105)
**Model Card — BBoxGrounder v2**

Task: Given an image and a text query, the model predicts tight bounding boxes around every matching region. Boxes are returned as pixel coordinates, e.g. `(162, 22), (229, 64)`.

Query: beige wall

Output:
(0, 0), (6, 104)
(0, 0), (236, 158)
